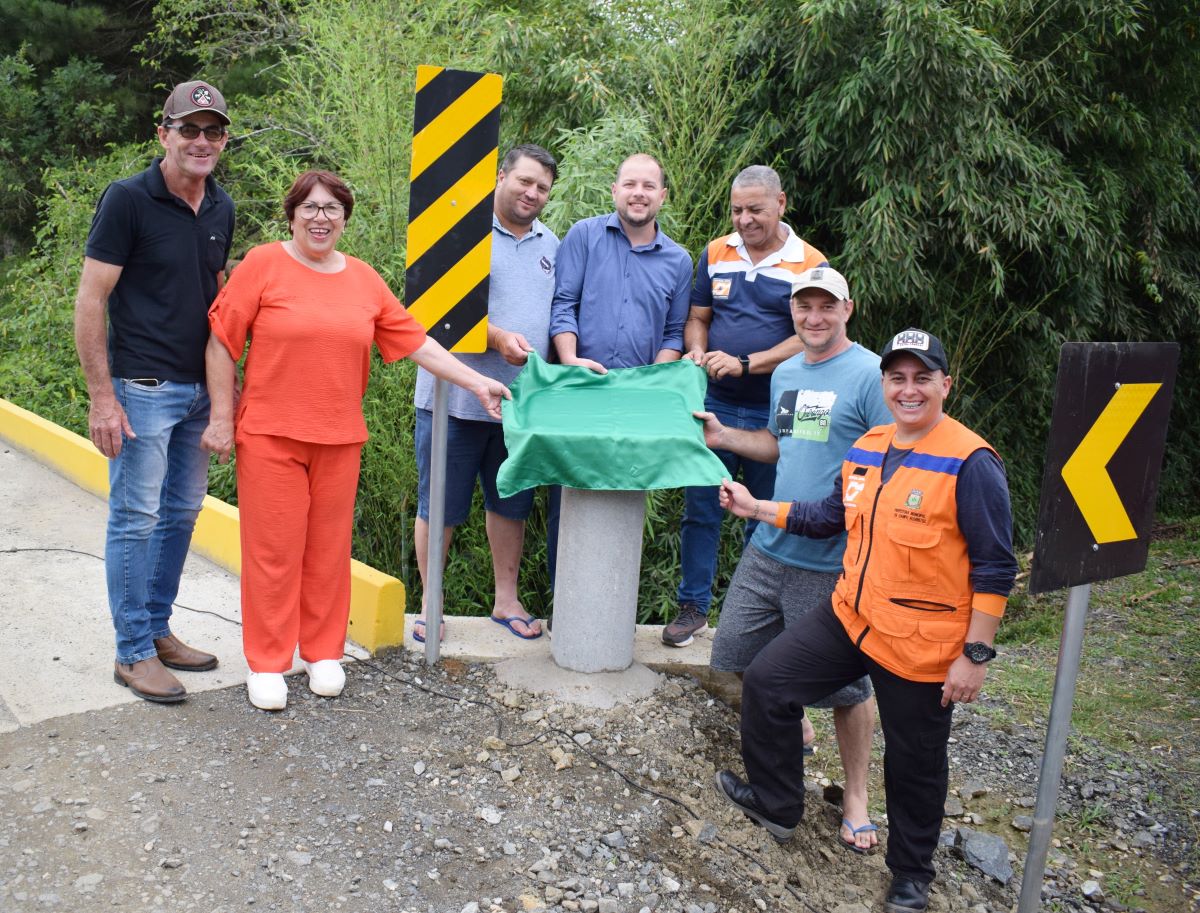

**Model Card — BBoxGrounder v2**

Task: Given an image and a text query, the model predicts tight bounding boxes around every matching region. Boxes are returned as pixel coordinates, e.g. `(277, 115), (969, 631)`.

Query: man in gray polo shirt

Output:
(413, 144), (559, 643)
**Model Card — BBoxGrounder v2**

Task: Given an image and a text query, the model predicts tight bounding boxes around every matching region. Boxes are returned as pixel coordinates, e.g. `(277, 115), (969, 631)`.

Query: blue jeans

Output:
(677, 395), (775, 612)
(105, 379), (211, 664)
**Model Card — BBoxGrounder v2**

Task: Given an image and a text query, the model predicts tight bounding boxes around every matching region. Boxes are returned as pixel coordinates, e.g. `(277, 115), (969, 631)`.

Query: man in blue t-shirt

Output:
(75, 81), (235, 704)
(696, 266), (891, 852)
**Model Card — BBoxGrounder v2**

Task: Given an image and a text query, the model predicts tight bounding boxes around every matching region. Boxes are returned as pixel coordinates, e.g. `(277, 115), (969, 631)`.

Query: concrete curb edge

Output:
(0, 397), (406, 653)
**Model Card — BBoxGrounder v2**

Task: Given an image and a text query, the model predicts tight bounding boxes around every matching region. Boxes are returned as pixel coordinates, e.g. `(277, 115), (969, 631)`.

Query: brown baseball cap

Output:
(162, 81), (230, 124)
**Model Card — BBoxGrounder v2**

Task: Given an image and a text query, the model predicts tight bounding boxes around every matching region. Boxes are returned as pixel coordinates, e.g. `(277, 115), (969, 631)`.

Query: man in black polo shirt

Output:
(74, 80), (235, 703)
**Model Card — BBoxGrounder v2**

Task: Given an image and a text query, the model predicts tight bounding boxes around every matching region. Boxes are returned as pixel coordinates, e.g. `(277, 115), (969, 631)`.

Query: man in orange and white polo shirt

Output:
(665, 165), (829, 648)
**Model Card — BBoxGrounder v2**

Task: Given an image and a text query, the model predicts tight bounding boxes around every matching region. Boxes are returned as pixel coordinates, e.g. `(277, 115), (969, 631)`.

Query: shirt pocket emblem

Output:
(205, 233), (227, 273)
(711, 277), (732, 299)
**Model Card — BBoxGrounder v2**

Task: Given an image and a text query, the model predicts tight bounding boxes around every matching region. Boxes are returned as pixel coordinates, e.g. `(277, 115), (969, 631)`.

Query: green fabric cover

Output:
(497, 354), (729, 496)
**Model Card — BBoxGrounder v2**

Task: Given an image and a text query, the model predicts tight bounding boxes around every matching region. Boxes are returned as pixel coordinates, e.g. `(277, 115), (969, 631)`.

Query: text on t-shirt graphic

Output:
(776, 389), (837, 442)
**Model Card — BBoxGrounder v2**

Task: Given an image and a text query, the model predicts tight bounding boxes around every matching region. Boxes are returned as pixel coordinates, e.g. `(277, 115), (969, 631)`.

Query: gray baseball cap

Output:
(790, 266), (850, 301)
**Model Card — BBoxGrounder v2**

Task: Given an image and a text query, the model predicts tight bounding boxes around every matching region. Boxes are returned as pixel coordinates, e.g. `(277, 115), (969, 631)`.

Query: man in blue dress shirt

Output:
(544, 153), (693, 587)
(550, 153), (693, 372)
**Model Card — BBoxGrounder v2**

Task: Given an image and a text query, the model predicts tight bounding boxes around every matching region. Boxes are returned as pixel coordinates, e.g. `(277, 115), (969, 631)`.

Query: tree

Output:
(738, 0), (1200, 534)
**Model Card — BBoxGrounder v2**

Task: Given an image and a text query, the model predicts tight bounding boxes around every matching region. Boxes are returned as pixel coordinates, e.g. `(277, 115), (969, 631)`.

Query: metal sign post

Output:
(423, 380), (450, 665)
(1016, 583), (1089, 912)
(1018, 342), (1178, 912)
(403, 65), (503, 666)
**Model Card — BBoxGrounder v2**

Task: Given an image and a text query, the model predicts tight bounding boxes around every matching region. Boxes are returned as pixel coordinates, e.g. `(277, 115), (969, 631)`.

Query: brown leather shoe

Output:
(154, 634), (218, 672)
(113, 657), (186, 703)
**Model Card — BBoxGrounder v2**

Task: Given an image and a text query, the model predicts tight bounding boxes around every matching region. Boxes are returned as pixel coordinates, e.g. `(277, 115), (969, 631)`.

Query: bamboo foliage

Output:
(2, 0), (1197, 619)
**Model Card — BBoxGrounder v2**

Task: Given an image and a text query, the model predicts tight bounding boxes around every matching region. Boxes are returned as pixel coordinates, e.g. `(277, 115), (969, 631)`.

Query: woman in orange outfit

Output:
(200, 170), (507, 711)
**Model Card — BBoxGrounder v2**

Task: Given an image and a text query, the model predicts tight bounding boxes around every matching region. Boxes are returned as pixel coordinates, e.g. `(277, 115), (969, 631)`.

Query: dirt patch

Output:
(0, 650), (1194, 912)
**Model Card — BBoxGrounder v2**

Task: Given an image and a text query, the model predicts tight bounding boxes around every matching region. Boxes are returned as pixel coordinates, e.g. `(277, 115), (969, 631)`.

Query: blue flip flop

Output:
(840, 818), (878, 854)
(490, 614), (543, 640)
(412, 619), (444, 644)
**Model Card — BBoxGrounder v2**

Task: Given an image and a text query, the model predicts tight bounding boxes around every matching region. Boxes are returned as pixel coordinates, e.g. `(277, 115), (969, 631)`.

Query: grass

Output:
(994, 518), (1200, 754)
(987, 519), (1200, 909)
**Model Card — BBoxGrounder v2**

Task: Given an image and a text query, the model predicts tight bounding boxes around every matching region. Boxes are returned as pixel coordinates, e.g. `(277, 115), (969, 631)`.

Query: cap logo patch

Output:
(190, 85), (215, 108)
(810, 268), (825, 279)
(893, 330), (929, 351)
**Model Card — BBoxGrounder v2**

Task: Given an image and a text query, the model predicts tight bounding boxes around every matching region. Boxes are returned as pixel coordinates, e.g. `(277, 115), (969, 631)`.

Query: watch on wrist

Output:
(738, 354), (751, 374)
(962, 641), (997, 664)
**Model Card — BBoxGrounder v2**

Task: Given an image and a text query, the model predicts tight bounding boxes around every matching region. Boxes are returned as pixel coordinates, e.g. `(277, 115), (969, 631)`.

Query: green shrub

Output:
(1, 143), (153, 433)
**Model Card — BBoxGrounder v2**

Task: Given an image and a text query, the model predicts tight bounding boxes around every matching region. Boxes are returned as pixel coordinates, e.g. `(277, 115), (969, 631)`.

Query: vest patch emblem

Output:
(844, 477), (866, 504)
(906, 489), (924, 509)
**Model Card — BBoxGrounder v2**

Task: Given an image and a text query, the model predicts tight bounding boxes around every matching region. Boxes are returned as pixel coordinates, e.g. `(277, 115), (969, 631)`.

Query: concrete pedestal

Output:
(551, 487), (646, 673)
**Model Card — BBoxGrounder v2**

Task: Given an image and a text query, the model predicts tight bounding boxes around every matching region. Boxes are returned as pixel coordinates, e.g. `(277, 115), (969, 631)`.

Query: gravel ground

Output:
(0, 650), (1195, 913)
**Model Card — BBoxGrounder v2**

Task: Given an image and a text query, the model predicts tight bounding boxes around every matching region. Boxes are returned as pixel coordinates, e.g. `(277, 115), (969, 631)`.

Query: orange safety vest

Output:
(832, 416), (997, 683)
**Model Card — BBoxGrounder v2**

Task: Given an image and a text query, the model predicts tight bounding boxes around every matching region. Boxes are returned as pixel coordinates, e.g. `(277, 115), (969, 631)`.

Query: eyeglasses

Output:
(296, 201), (346, 220)
(162, 122), (228, 141)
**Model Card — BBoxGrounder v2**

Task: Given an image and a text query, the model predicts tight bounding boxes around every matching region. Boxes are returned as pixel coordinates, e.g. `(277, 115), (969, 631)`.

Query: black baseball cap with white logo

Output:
(879, 328), (950, 373)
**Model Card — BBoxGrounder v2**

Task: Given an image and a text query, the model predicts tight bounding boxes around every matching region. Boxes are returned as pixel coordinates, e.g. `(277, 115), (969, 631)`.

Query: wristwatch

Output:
(738, 354), (751, 374)
(962, 641), (997, 664)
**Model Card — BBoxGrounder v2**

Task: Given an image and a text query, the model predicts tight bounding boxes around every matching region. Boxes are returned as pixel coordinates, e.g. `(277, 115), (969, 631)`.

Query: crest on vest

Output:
(844, 478), (866, 504)
(894, 487), (930, 524)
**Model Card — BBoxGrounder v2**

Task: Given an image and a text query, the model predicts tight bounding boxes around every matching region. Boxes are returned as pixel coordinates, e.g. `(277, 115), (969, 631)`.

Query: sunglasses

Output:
(162, 123), (228, 141)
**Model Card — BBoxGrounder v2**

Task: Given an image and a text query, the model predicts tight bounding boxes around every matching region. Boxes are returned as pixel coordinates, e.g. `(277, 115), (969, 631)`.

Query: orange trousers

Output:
(236, 432), (363, 672)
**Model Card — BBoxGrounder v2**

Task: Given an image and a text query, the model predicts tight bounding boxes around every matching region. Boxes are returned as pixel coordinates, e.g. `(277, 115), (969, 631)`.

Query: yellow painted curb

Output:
(0, 397), (407, 653)
(0, 398), (109, 499)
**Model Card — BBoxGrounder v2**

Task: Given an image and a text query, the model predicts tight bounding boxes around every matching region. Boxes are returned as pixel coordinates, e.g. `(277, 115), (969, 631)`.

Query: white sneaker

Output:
(246, 671), (287, 710)
(303, 659), (345, 697)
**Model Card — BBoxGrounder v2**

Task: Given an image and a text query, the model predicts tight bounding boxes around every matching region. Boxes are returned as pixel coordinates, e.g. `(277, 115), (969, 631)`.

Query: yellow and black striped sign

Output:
(404, 66), (503, 353)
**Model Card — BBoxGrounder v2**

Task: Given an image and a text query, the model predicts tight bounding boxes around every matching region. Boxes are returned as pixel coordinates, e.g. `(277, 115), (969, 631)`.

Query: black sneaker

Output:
(884, 876), (931, 913)
(662, 603), (708, 647)
(713, 770), (797, 842)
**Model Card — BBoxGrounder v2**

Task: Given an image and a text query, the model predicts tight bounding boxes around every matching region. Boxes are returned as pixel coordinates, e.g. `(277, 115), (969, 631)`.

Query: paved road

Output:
(0, 442), (250, 731)
(0, 439), (715, 733)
